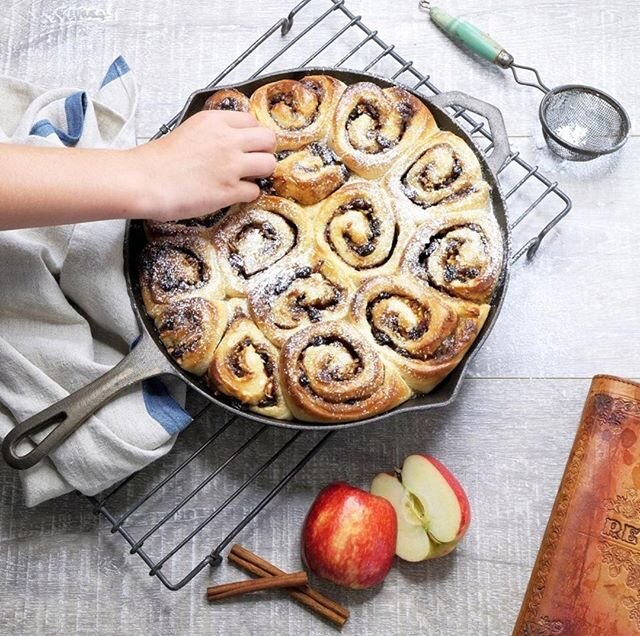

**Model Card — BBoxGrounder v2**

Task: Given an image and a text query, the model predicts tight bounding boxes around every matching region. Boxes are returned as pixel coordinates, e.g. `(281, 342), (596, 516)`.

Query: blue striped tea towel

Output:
(0, 58), (192, 506)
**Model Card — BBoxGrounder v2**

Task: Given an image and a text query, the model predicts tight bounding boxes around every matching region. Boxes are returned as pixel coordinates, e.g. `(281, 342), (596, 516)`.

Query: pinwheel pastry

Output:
(203, 88), (250, 112)
(139, 75), (503, 423)
(139, 236), (224, 318)
(250, 75), (345, 150)
(330, 82), (438, 179)
(384, 131), (491, 224)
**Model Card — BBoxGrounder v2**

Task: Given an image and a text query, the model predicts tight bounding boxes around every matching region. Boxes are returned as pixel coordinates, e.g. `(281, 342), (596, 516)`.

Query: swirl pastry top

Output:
(204, 88), (250, 112)
(154, 298), (227, 375)
(213, 195), (311, 297)
(280, 321), (412, 422)
(260, 143), (349, 206)
(350, 276), (489, 392)
(209, 315), (291, 419)
(385, 131), (491, 223)
(331, 82), (438, 179)
(248, 258), (352, 348)
(139, 236), (223, 317)
(401, 212), (503, 303)
(315, 181), (409, 282)
(250, 75), (345, 151)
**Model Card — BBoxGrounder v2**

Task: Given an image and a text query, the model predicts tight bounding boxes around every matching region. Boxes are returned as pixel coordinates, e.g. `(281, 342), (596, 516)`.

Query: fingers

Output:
(219, 111), (260, 128)
(238, 152), (277, 179)
(233, 180), (261, 203)
(238, 127), (277, 153)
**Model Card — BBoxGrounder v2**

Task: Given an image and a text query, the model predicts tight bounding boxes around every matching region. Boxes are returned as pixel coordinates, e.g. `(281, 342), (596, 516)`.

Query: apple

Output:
(370, 454), (470, 562)
(301, 482), (397, 589)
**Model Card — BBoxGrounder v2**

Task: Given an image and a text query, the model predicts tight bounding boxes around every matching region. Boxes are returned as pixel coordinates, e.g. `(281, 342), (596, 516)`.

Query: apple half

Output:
(370, 454), (471, 562)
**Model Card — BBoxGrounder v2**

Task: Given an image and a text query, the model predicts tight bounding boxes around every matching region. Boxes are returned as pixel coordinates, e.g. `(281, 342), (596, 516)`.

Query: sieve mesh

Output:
(541, 86), (629, 156)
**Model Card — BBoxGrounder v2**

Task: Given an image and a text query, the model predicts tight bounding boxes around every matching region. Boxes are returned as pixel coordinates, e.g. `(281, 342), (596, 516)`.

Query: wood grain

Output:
(0, 1), (638, 635)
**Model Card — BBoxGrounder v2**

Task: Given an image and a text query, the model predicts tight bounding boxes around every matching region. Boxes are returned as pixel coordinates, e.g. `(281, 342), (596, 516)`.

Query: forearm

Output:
(0, 111), (275, 231)
(0, 144), (149, 230)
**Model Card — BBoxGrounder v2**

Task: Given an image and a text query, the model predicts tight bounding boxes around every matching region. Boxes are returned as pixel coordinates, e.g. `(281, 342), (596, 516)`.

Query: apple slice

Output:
(371, 454), (470, 562)
(370, 472), (432, 561)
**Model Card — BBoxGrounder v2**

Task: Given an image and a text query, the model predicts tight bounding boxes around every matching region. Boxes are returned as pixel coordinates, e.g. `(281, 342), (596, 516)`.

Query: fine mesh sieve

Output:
(539, 85), (630, 161)
(421, 2), (631, 161)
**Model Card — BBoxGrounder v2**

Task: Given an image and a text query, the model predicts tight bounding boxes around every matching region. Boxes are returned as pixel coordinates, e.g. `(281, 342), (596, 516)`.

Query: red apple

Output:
(301, 481), (397, 589)
(370, 454), (470, 561)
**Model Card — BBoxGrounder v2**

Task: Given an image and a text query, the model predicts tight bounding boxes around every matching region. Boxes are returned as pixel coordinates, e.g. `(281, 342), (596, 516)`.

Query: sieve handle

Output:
(428, 6), (514, 69)
(428, 91), (511, 173)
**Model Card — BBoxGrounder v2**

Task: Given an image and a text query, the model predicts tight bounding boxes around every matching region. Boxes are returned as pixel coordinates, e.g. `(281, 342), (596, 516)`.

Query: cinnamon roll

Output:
(209, 316), (291, 419)
(144, 208), (229, 240)
(315, 181), (409, 282)
(384, 131), (491, 223)
(139, 236), (223, 317)
(203, 88), (250, 112)
(350, 276), (489, 393)
(331, 82), (438, 179)
(280, 321), (412, 422)
(154, 298), (227, 375)
(401, 213), (503, 303)
(259, 143), (349, 206)
(212, 195), (311, 297)
(248, 258), (352, 348)
(250, 75), (345, 151)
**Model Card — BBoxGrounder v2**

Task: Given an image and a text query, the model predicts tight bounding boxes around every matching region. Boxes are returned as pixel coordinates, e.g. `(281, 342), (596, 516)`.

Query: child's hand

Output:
(133, 110), (277, 221)
(0, 110), (276, 230)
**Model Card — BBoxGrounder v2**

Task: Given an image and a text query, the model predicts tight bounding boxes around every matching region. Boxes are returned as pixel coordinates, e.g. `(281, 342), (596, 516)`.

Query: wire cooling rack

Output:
(87, 0), (572, 591)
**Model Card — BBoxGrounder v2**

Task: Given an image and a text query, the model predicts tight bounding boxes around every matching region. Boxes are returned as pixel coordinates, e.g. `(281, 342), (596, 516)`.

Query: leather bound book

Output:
(514, 375), (640, 636)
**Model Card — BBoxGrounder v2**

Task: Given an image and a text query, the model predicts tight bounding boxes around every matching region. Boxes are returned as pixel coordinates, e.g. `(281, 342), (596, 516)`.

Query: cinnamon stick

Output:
(228, 553), (348, 627)
(228, 544), (349, 628)
(207, 571), (307, 601)
(230, 544), (349, 619)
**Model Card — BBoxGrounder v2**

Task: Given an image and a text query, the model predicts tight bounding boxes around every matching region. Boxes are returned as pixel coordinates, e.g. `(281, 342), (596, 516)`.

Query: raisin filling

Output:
(418, 224), (486, 293)
(400, 145), (477, 209)
(269, 267), (344, 328)
(297, 336), (365, 394)
(227, 218), (298, 279)
(346, 98), (412, 153)
(366, 292), (434, 360)
(159, 305), (205, 358)
(228, 337), (277, 407)
(143, 244), (209, 294)
(216, 97), (241, 110)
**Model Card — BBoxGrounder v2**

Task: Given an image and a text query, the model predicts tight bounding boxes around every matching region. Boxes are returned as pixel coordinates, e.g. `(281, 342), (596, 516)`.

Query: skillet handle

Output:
(428, 91), (511, 173)
(1, 332), (177, 470)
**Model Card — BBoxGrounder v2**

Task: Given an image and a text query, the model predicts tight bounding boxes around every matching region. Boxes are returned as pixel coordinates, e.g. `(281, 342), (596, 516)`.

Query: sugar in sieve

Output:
(420, 2), (631, 161)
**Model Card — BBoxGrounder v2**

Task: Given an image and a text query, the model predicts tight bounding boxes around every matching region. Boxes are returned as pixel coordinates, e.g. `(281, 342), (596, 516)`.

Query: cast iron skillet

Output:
(2, 67), (512, 470)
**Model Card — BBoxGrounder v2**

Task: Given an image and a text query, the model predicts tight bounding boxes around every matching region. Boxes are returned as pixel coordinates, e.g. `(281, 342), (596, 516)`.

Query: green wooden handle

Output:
(430, 7), (511, 67)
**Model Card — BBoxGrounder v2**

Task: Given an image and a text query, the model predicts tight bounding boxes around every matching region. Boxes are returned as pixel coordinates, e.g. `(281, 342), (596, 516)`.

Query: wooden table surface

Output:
(1, 1), (638, 634)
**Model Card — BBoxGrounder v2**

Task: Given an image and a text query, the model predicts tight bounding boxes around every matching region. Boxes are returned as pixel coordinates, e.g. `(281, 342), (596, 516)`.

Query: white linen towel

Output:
(0, 58), (192, 507)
